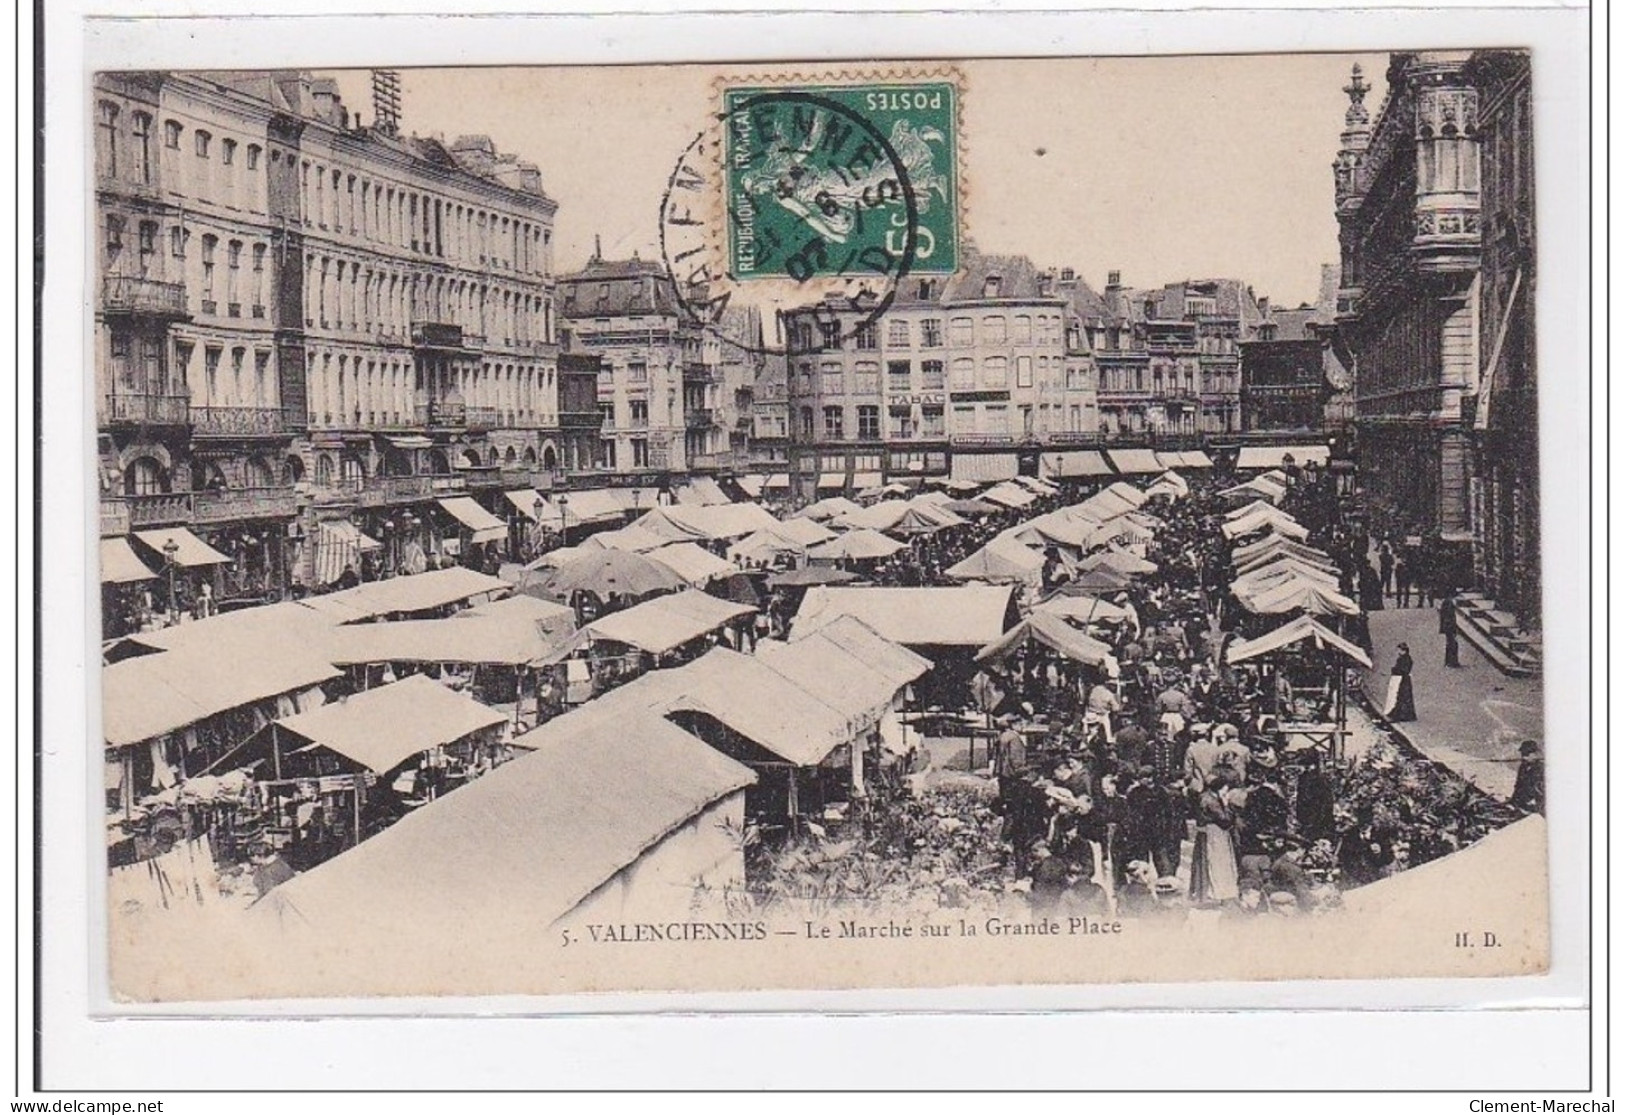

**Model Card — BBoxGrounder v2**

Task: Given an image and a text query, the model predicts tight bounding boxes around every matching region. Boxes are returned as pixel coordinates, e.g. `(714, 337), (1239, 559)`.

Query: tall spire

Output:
(1342, 63), (1371, 130)
(1334, 62), (1374, 211)
(592, 233), (602, 262)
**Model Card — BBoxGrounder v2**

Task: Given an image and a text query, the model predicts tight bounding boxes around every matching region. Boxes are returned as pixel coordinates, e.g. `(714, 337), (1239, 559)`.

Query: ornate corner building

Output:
(1332, 51), (1538, 620)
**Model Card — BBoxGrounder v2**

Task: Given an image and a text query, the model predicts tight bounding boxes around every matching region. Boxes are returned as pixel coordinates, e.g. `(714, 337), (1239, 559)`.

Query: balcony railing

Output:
(190, 406), (287, 437)
(682, 363), (718, 384)
(410, 322), (469, 350)
(355, 473), (466, 508)
(464, 406), (503, 431)
(685, 408), (716, 429)
(100, 498), (131, 538)
(126, 492), (196, 528)
(193, 487), (298, 525)
(101, 276), (189, 319)
(100, 392), (192, 427)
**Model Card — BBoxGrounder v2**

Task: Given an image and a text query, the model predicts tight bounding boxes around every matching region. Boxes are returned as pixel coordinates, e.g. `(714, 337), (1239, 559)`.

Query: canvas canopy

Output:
(644, 542), (736, 586)
(133, 527), (231, 568)
(533, 548), (686, 601)
(1222, 508), (1310, 542)
(101, 538), (156, 584)
(763, 474), (791, 491)
(756, 621), (929, 735)
(944, 538), (1045, 584)
(436, 497), (509, 545)
(951, 453), (1020, 482)
(1005, 511), (1094, 550)
(503, 488), (545, 519)
(103, 636), (341, 749)
(795, 496), (861, 521)
(588, 525), (671, 553)
(734, 475), (767, 498)
(816, 473), (847, 491)
(806, 529), (906, 562)
(1041, 450), (1113, 478)
(259, 713), (754, 942)
(728, 530), (803, 564)
(1232, 558), (1342, 596)
(832, 500), (963, 536)
(1236, 444), (1330, 470)
(975, 611), (1117, 669)
(271, 675), (505, 774)
(459, 594), (577, 639)
(662, 648), (860, 766)
(1144, 470), (1189, 499)
(582, 589), (753, 655)
(1239, 578), (1359, 618)
(1106, 448), (1162, 474)
(851, 471), (886, 492)
(766, 566), (858, 588)
(298, 567), (510, 623)
(328, 614), (567, 667)
(1104, 481), (1150, 509)
(793, 585), (1015, 647)
(1080, 548), (1159, 576)
(1032, 594), (1131, 626)
(981, 481), (1038, 509)
(673, 477), (731, 506)
(1226, 614), (1371, 668)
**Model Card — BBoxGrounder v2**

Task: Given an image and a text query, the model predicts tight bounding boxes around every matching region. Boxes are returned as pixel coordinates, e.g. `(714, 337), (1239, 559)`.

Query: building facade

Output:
(1093, 274), (1257, 438)
(1333, 55), (1482, 571)
(779, 253), (1091, 497)
(556, 252), (737, 478)
(1464, 50), (1538, 629)
(95, 69), (565, 629)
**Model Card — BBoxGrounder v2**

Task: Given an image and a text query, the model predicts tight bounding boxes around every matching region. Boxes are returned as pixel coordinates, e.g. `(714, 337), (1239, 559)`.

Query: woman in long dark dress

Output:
(1387, 642), (1417, 722)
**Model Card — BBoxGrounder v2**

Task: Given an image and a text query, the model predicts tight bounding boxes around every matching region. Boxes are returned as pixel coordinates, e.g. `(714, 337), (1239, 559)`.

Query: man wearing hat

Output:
(1235, 748), (1289, 887)
(1510, 740), (1544, 814)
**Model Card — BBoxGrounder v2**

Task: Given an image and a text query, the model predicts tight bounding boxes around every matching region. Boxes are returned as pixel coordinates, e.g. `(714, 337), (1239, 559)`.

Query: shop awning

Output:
(503, 488), (545, 519)
(275, 675), (506, 774)
(315, 520), (384, 586)
(950, 453), (1020, 482)
(1039, 451), (1111, 479)
(852, 470), (884, 491)
(382, 434), (433, 451)
(764, 474), (791, 490)
(101, 538), (156, 584)
(133, 527), (232, 568)
(1180, 450), (1215, 469)
(735, 475), (767, 498)
(1105, 448), (1163, 474)
(438, 497), (508, 544)
(582, 589), (754, 655)
(1236, 444), (1330, 470)
(817, 472), (847, 491)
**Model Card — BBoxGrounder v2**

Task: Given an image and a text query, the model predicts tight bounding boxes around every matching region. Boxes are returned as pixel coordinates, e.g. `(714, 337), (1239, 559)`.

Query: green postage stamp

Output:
(721, 81), (960, 283)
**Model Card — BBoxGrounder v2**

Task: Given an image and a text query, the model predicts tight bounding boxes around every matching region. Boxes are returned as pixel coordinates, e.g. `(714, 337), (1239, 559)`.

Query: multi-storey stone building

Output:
(95, 69), (565, 628)
(1332, 55), (1483, 574)
(1093, 273), (1257, 438)
(780, 253), (1091, 497)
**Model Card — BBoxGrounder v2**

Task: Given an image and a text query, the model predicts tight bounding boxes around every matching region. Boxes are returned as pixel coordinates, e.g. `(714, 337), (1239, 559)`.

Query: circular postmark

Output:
(659, 88), (926, 359)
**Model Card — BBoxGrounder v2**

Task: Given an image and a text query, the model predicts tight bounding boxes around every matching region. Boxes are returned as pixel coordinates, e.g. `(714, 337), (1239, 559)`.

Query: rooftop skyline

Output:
(330, 53), (1389, 309)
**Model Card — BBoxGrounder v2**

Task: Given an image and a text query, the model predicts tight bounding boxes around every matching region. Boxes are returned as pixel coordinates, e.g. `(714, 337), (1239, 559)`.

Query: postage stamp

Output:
(721, 82), (960, 281)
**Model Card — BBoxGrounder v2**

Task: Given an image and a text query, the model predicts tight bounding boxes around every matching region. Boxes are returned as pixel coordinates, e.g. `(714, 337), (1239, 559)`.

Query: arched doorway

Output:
(190, 460), (229, 492)
(339, 453), (366, 489)
(426, 449), (450, 476)
(462, 448), (483, 468)
(503, 446), (518, 465)
(382, 447), (414, 477)
(246, 455), (277, 489)
(522, 446), (537, 466)
(541, 444), (557, 470)
(283, 455), (307, 486)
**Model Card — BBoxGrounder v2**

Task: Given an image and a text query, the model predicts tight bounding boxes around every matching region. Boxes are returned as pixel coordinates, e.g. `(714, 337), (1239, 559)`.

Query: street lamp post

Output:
(162, 537), (180, 623)
(557, 494), (570, 548)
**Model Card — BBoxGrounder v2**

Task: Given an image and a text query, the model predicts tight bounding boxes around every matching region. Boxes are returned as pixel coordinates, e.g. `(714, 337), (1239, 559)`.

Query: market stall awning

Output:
(1236, 444), (1331, 470)
(437, 497), (508, 544)
(101, 538), (156, 584)
(1221, 508), (1309, 542)
(588, 525), (671, 553)
(459, 593), (578, 640)
(792, 584), (1016, 647)
(548, 489), (630, 525)
(298, 567), (511, 623)
(661, 648), (858, 767)
(806, 528), (907, 562)
(795, 496), (861, 521)
(1179, 450), (1215, 469)
(103, 630), (342, 748)
(644, 542), (736, 586)
(734, 475), (767, 498)
(259, 713), (755, 943)
(133, 527), (232, 567)
(1080, 548), (1159, 577)
(328, 610), (570, 667)
(674, 478), (731, 506)
(1005, 512), (1093, 549)
(1239, 578), (1360, 618)
(981, 481), (1038, 509)
(769, 517), (837, 546)
(944, 538), (1045, 584)
(532, 547), (686, 602)
(763, 615), (931, 727)
(975, 611), (1116, 668)
(1105, 448), (1162, 474)
(1033, 593), (1131, 626)
(951, 452), (1020, 483)
(1226, 615), (1371, 667)
(583, 588), (754, 655)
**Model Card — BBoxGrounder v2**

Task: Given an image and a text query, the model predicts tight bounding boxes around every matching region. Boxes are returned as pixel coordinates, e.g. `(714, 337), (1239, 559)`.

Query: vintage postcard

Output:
(91, 51), (1556, 1003)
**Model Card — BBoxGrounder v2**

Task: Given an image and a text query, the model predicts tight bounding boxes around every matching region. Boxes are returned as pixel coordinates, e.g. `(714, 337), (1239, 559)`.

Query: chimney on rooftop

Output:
(1258, 296), (1270, 317)
(1060, 267), (1076, 282)
(1107, 270), (1122, 290)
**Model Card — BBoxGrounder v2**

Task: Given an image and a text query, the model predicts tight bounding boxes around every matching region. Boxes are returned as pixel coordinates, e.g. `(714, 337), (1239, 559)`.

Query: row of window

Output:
(1097, 368), (1238, 394)
(799, 355), (1094, 395)
(304, 350), (556, 430)
(300, 159), (552, 276)
(794, 312), (1069, 352)
(301, 255), (554, 347)
(96, 101), (264, 188)
(796, 400), (1100, 442)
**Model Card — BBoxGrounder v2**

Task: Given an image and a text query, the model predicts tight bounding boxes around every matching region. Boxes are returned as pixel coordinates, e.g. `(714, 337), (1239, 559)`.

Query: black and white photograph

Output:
(77, 42), (1572, 1006)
